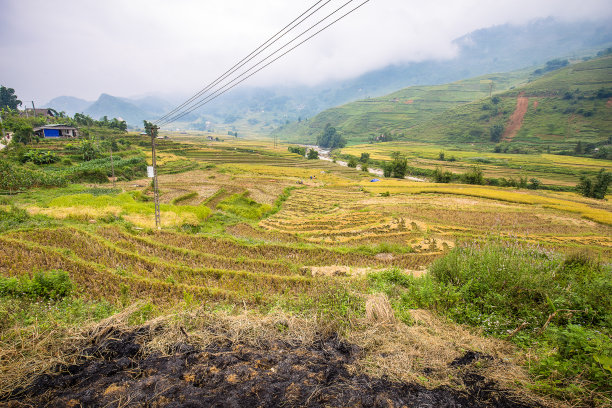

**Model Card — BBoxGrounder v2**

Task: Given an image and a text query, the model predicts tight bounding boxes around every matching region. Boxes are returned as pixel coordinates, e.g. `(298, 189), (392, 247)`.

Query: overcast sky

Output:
(1, 0), (611, 103)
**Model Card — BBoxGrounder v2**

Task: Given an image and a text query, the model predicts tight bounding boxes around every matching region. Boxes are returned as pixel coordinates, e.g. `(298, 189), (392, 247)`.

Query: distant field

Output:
(340, 141), (612, 186)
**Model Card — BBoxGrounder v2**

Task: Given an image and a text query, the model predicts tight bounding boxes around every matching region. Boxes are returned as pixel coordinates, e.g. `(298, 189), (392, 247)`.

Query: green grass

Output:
(217, 192), (273, 220)
(48, 192), (211, 222)
(368, 241), (612, 403)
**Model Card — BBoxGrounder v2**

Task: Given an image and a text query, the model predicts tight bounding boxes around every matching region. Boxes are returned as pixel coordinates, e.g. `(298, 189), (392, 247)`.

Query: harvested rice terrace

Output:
(0, 225), (438, 305)
(182, 147), (361, 176)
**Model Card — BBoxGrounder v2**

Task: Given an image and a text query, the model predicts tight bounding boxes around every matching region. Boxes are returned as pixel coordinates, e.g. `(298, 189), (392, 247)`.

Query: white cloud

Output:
(1, 0), (611, 102)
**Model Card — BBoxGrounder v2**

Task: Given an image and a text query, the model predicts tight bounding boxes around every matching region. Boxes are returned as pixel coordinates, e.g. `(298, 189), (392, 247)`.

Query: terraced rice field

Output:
(4, 138), (611, 310)
(0, 224), (443, 307)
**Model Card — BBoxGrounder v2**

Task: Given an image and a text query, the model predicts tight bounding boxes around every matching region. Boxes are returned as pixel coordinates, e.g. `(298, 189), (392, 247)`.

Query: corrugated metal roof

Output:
(33, 125), (77, 131)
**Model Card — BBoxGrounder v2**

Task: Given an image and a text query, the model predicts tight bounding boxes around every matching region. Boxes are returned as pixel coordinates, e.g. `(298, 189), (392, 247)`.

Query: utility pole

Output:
(31, 101), (36, 114)
(146, 123), (162, 229)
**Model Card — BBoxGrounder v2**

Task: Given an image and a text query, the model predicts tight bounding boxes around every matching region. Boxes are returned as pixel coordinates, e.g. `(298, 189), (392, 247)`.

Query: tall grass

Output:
(369, 241), (612, 403)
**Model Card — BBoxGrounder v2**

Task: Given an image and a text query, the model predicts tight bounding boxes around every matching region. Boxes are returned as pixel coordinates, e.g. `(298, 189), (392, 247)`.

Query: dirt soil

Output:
(1, 328), (538, 408)
(502, 92), (529, 142)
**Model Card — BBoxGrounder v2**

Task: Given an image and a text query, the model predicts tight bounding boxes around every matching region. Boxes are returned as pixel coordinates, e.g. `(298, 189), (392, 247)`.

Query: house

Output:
(22, 108), (56, 117)
(33, 124), (78, 138)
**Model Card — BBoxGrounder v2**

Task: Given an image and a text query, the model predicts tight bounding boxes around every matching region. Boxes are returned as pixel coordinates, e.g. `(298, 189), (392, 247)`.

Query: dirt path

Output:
(502, 92), (529, 142)
(1, 328), (536, 408)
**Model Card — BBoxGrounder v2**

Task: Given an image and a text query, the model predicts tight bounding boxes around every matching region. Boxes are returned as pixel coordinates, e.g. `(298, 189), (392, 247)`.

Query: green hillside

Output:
(277, 55), (612, 155)
(394, 55), (612, 151)
(274, 69), (532, 144)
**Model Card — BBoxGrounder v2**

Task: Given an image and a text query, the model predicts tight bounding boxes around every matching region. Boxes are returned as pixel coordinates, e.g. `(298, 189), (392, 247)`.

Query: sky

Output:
(1, 0), (611, 104)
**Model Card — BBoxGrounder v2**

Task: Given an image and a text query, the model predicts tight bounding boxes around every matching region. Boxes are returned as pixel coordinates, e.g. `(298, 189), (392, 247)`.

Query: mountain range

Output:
(44, 18), (612, 131)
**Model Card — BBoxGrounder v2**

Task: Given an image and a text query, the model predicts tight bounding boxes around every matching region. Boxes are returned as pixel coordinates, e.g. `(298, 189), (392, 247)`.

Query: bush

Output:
(433, 167), (453, 183)
(20, 150), (60, 165)
(461, 166), (484, 185)
(490, 124), (504, 142)
(347, 157), (358, 168)
(288, 146), (306, 156)
(576, 168), (611, 199)
(307, 149), (319, 160)
(0, 270), (73, 300)
(0, 159), (67, 192)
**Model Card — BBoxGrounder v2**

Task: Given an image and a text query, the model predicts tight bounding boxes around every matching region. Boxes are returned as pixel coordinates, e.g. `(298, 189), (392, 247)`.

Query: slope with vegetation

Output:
(399, 54), (612, 151)
(274, 69), (532, 145)
(0, 126), (611, 405)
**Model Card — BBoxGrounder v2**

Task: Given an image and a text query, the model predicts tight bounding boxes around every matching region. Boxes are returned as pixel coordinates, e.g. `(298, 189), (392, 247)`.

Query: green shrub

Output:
(20, 150), (60, 165)
(0, 270), (73, 300)
(461, 166), (484, 185)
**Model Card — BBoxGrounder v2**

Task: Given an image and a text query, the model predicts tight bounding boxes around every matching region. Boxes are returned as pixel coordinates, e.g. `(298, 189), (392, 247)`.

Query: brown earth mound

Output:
(1, 328), (537, 408)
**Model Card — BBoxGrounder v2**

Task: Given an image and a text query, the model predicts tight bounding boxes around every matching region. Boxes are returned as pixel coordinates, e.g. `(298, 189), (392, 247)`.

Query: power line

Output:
(154, 0), (332, 125)
(158, 0), (357, 126)
(159, 0), (370, 127)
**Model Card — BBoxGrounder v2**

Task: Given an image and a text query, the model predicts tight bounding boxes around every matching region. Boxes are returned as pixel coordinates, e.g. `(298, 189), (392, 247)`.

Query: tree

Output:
(13, 123), (34, 145)
(577, 169), (611, 199)
(391, 154), (408, 178)
(383, 163), (392, 177)
(528, 178), (541, 190)
(347, 157), (358, 168)
(461, 166), (484, 185)
(307, 149), (319, 160)
(317, 123), (346, 149)
(79, 139), (100, 161)
(360, 162), (368, 172)
(0, 86), (22, 110)
(490, 124), (504, 142)
(574, 141), (584, 155)
(359, 152), (370, 163)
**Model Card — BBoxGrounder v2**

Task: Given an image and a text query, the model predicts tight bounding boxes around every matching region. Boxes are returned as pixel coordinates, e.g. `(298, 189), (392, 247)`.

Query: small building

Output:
(33, 124), (79, 138)
(22, 108), (56, 117)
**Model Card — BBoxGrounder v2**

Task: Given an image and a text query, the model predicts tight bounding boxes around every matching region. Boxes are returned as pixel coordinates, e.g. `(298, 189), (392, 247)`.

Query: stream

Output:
(301, 145), (425, 182)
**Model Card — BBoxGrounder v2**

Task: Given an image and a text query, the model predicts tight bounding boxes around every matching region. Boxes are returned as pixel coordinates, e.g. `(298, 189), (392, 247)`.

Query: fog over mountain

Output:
(43, 18), (612, 129)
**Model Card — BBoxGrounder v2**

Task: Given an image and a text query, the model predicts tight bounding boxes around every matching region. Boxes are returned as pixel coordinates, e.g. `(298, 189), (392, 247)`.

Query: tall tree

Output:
(317, 123), (346, 149)
(0, 86), (22, 110)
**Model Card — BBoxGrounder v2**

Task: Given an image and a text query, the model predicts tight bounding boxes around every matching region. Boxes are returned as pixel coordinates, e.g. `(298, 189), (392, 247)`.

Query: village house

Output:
(33, 124), (79, 138)
(21, 108), (56, 117)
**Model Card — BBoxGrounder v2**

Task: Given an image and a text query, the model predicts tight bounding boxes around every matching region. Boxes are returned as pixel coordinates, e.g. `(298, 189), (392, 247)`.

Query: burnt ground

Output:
(1, 328), (537, 408)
